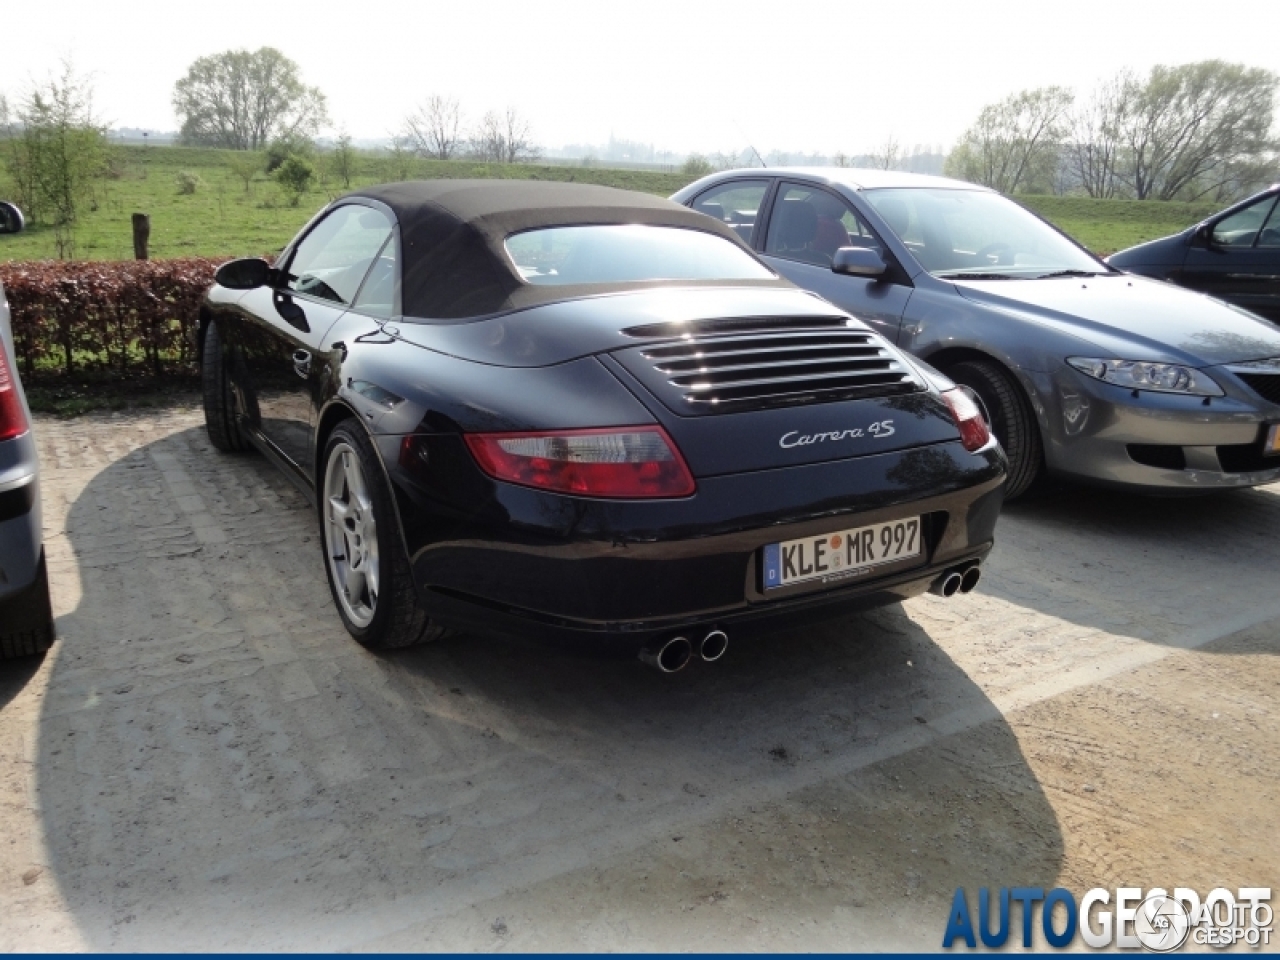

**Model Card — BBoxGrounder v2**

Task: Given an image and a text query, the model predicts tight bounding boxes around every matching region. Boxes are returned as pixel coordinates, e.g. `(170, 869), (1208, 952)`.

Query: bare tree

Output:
(403, 95), (464, 160)
(1066, 73), (1134, 198)
(945, 86), (1074, 194)
(868, 135), (901, 170)
(1117, 60), (1277, 201)
(386, 134), (416, 181)
(330, 131), (357, 188)
(173, 48), (329, 150)
(471, 107), (540, 164)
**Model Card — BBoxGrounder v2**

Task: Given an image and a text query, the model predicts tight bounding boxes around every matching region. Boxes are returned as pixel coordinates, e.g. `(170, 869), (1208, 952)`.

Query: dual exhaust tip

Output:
(930, 564), (982, 598)
(639, 629), (727, 674)
(641, 565), (980, 673)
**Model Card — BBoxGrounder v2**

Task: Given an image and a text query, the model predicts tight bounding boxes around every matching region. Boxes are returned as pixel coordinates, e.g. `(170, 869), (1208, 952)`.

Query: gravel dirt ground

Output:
(1, 406), (1276, 951)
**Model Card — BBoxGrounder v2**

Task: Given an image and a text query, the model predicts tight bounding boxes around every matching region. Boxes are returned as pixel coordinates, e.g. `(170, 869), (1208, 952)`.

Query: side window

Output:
(1211, 195), (1277, 248)
(285, 205), (393, 304)
(352, 233), (397, 318)
(1256, 198), (1280, 248)
(765, 183), (883, 267)
(691, 180), (769, 244)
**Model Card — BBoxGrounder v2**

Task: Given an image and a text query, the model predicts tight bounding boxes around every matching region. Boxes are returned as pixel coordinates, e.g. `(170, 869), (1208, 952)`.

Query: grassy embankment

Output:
(0, 143), (1222, 263)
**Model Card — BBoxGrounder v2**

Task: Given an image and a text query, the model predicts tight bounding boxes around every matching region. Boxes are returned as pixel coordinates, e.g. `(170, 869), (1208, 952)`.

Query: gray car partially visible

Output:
(0, 279), (53, 658)
(674, 168), (1280, 498)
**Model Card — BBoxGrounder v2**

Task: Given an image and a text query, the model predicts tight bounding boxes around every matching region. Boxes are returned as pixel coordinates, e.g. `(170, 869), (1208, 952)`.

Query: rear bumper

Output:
(0, 474), (43, 603)
(380, 434), (1005, 647)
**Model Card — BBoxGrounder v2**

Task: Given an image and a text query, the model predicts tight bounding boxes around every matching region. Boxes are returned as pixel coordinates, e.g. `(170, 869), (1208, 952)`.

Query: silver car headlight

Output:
(1066, 357), (1224, 396)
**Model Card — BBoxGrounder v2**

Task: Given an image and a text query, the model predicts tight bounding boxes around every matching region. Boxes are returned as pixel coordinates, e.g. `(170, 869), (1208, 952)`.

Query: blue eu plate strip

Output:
(763, 543), (781, 590)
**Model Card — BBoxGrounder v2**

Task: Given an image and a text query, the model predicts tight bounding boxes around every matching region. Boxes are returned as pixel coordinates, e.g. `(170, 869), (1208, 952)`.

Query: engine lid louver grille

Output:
(613, 321), (923, 414)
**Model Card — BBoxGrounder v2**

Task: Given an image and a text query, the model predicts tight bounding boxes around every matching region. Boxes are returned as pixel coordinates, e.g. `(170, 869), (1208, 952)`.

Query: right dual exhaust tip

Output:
(639, 629), (728, 673)
(931, 564), (982, 598)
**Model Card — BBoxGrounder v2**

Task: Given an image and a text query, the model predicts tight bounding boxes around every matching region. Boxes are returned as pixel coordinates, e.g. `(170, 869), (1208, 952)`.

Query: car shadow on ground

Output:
(981, 479), (1280, 654)
(0, 651), (44, 711)
(24, 423), (1065, 949)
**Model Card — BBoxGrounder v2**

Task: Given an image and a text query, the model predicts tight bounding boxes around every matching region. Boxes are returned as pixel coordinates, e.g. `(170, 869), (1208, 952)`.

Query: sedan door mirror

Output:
(215, 257), (274, 290)
(832, 246), (887, 278)
(0, 202), (25, 234)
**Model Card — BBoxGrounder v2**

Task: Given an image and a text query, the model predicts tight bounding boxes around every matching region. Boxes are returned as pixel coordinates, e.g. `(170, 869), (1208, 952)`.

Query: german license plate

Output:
(762, 517), (921, 590)
(1265, 424), (1280, 455)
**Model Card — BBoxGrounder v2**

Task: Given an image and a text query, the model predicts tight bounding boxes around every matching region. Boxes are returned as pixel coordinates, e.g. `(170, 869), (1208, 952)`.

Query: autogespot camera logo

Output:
(1134, 894), (1191, 952)
(942, 885), (1273, 951)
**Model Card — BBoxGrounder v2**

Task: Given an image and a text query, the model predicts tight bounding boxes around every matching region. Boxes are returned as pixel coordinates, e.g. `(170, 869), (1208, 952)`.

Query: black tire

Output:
(201, 320), (251, 453)
(0, 550), (54, 659)
(319, 420), (445, 650)
(946, 359), (1044, 500)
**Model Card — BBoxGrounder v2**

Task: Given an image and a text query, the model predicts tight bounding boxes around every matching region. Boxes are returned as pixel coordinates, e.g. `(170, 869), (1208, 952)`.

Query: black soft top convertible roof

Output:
(343, 180), (787, 320)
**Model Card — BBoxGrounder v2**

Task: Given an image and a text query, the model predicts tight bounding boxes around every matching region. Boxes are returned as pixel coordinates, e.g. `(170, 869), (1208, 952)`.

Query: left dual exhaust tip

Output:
(639, 629), (728, 673)
(930, 563), (982, 598)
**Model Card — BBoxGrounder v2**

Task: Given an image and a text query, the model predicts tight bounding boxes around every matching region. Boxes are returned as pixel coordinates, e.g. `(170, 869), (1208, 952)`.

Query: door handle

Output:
(292, 349), (312, 379)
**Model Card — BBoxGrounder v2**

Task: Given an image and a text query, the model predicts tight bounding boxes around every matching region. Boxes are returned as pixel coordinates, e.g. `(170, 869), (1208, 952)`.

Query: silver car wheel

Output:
(323, 441), (380, 629)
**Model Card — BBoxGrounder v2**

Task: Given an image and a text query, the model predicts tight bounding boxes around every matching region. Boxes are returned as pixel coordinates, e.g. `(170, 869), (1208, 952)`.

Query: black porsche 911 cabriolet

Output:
(200, 180), (1005, 671)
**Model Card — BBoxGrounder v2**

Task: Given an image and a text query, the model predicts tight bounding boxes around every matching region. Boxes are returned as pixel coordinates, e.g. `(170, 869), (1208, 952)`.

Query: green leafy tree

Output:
(274, 154), (315, 206)
(1118, 61), (1277, 201)
(265, 133), (314, 173)
(173, 48), (329, 150)
(945, 86), (1074, 194)
(226, 150), (264, 193)
(681, 154), (714, 177)
(175, 170), (203, 195)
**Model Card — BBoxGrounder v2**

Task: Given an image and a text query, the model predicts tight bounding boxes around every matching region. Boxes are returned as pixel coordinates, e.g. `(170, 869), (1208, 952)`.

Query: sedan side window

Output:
(1256, 199), (1280, 248)
(285, 205), (394, 305)
(691, 180), (769, 244)
(765, 183), (884, 267)
(1211, 195), (1277, 248)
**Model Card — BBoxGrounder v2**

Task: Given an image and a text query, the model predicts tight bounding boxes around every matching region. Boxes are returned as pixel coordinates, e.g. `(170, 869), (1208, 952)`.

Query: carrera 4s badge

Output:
(779, 420), (895, 449)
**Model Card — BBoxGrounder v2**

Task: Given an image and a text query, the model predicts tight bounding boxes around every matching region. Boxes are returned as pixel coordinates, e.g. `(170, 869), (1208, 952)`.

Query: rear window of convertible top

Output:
(503, 224), (774, 285)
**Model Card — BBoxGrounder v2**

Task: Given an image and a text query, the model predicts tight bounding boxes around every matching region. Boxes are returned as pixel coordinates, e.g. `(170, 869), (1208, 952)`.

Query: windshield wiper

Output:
(936, 271), (1021, 280)
(1034, 269), (1108, 279)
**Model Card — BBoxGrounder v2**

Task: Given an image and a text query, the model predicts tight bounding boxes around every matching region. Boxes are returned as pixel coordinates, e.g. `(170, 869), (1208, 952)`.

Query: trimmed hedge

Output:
(0, 258), (226, 378)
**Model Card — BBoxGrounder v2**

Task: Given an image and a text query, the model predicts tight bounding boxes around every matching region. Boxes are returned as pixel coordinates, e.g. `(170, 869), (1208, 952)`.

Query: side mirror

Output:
(215, 257), (273, 290)
(0, 201), (25, 235)
(1191, 223), (1216, 248)
(832, 246), (887, 278)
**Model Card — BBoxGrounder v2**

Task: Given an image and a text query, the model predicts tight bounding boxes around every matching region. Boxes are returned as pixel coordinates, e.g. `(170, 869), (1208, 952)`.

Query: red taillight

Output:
(0, 337), (29, 443)
(464, 426), (696, 499)
(941, 388), (991, 453)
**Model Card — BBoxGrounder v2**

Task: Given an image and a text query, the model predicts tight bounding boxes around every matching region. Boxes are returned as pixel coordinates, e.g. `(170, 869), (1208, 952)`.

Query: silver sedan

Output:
(673, 168), (1280, 497)
(0, 279), (53, 658)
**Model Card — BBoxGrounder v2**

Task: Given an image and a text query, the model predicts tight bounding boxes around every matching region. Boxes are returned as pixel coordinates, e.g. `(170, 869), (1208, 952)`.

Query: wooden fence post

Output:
(132, 213), (150, 260)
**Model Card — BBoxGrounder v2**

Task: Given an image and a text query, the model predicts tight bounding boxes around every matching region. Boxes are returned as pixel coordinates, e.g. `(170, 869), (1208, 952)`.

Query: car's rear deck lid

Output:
(612, 319), (924, 416)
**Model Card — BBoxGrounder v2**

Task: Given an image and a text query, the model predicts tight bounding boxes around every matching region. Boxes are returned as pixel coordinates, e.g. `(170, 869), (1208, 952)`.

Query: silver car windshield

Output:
(504, 225), (775, 285)
(863, 188), (1106, 280)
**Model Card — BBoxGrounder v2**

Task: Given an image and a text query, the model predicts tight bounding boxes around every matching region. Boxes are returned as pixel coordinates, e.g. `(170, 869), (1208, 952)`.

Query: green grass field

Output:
(0, 143), (1220, 262)
(1018, 195), (1218, 256)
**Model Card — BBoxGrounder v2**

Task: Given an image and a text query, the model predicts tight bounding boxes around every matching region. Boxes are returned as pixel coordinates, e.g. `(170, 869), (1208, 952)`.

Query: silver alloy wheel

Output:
(323, 441), (380, 629)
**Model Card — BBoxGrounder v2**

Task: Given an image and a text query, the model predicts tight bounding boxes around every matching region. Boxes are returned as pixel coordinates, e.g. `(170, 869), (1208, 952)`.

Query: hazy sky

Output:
(2, 0), (1276, 156)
